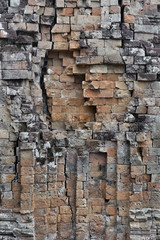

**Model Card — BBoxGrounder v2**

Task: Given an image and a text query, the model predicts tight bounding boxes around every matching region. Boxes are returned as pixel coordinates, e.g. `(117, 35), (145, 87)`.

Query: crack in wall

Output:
(64, 152), (76, 239)
(40, 52), (51, 117)
(12, 137), (19, 182)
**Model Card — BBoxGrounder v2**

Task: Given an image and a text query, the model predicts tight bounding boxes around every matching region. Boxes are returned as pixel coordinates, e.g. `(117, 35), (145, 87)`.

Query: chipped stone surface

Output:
(0, 0), (160, 240)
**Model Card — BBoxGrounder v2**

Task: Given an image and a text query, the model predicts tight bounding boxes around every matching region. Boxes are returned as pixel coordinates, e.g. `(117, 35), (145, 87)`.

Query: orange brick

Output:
(117, 191), (129, 201)
(59, 8), (73, 16)
(89, 153), (106, 165)
(79, 114), (92, 122)
(102, 73), (120, 81)
(83, 24), (95, 31)
(2, 199), (17, 209)
(89, 198), (104, 206)
(63, 56), (75, 66)
(57, 173), (65, 181)
(124, 14), (134, 23)
(13, 191), (20, 200)
(12, 182), (20, 192)
(20, 150), (35, 167)
(47, 215), (57, 224)
(143, 191), (151, 200)
(83, 89), (113, 98)
(35, 235), (44, 240)
(117, 165), (129, 174)
(107, 148), (116, 157)
(92, 8), (101, 16)
(135, 174), (151, 184)
(21, 167), (34, 175)
(54, 42), (68, 50)
(69, 40), (80, 50)
(96, 106), (111, 114)
(51, 113), (65, 121)
(21, 175), (34, 184)
(1, 174), (15, 183)
(131, 166), (145, 178)
(90, 163), (99, 172)
(51, 24), (70, 33)
(84, 190), (89, 199)
(21, 193), (31, 201)
(99, 81), (115, 89)
(86, 73), (102, 81)
(21, 184), (33, 193)
(35, 165), (47, 174)
(60, 74), (74, 83)
(35, 217), (45, 225)
(47, 224), (57, 233)
(91, 206), (102, 213)
(106, 205), (117, 216)
(129, 192), (143, 202)
(52, 34), (67, 42)
(51, 197), (68, 207)
(52, 98), (66, 106)
(138, 140), (152, 147)
(118, 204), (128, 217)
(77, 207), (88, 216)
(34, 199), (50, 209)
(88, 81), (100, 89)
(76, 190), (83, 198)
(109, 6), (120, 14)
(148, 183), (160, 191)
(60, 206), (71, 214)
(106, 185), (116, 200)
(47, 66), (63, 75)
(60, 214), (72, 222)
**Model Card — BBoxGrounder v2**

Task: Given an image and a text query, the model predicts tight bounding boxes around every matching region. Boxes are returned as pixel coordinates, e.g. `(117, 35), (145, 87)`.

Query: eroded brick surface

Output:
(0, 0), (160, 239)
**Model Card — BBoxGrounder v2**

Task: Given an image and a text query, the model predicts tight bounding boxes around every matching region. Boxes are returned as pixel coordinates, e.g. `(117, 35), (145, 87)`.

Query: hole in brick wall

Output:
(46, 50), (97, 128)
(158, 5), (160, 12)
(32, 42), (38, 47)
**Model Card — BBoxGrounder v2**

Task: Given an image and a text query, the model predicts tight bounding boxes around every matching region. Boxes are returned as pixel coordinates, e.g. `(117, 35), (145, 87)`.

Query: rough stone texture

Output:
(0, 0), (160, 239)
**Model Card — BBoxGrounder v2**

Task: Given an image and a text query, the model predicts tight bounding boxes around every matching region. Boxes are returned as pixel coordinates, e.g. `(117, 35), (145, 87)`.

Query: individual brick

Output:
(28, 0), (46, 6)
(137, 73), (157, 81)
(2, 70), (31, 80)
(38, 41), (52, 49)
(56, 0), (64, 8)
(51, 24), (70, 33)
(54, 42), (68, 50)
(10, 0), (20, 7)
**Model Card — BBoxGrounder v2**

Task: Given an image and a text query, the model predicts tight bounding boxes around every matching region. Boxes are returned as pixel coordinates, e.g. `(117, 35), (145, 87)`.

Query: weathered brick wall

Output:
(0, 0), (160, 239)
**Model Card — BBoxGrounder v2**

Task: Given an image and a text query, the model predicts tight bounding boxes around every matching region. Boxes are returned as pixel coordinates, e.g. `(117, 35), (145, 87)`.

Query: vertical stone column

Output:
(116, 140), (131, 239)
(20, 148), (35, 213)
(76, 152), (90, 240)
(88, 152), (107, 240)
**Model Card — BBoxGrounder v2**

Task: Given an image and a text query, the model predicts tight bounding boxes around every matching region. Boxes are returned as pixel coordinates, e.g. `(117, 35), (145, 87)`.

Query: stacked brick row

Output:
(0, 0), (160, 240)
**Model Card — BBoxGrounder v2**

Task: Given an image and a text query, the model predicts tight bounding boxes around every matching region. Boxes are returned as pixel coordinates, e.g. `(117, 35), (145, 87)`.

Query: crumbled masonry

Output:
(0, 0), (160, 239)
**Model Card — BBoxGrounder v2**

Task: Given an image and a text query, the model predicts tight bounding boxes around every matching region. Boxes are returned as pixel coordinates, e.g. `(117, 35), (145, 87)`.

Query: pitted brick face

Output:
(0, 0), (160, 239)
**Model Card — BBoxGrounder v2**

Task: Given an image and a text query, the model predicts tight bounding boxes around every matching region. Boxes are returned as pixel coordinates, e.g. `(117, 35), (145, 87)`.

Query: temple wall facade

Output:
(0, 0), (160, 239)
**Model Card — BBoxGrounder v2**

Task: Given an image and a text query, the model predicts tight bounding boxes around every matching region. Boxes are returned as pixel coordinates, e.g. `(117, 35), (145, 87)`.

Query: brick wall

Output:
(0, 0), (160, 239)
